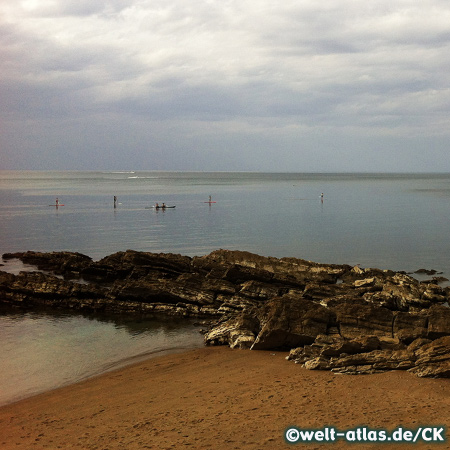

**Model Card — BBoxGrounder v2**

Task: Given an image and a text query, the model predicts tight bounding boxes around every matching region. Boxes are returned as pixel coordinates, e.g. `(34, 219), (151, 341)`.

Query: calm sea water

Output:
(1, 170), (450, 404)
(0, 308), (203, 406)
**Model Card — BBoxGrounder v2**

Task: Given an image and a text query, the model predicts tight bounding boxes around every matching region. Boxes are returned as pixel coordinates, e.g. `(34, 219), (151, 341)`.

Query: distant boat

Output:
(145, 205), (176, 209)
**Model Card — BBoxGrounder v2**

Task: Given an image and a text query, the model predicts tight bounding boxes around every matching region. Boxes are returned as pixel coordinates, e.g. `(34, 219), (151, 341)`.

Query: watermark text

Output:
(285, 426), (447, 444)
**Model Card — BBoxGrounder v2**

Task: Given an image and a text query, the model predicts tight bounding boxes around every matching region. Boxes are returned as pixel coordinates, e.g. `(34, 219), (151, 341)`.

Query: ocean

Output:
(1, 170), (450, 404)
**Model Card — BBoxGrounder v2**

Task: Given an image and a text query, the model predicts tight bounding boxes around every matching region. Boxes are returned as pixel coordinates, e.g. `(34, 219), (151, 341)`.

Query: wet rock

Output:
(415, 269), (439, 275)
(82, 250), (193, 281)
(421, 276), (449, 284)
(3, 251), (92, 278)
(0, 270), (108, 311)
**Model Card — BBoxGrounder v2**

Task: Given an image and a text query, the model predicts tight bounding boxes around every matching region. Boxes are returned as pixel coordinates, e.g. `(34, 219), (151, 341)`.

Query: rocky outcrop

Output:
(1, 249), (450, 377)
(3, 251), (92, 277)
(285, 334), (450, 378)
(1, 249), (351, 316)
(410, 336), (450, 377)
(250, 295), (334, 350)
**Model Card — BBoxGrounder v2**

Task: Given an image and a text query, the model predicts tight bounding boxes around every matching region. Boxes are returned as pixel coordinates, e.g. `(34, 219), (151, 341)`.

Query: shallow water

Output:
(0, 307), (203, 406)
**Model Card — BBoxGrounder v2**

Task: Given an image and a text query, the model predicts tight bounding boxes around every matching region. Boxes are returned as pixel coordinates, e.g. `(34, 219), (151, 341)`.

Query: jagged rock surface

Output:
(1, 249), (450, 377)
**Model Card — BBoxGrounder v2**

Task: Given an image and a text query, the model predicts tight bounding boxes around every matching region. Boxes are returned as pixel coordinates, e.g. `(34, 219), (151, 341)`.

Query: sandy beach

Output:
(0, 346), (448, 450)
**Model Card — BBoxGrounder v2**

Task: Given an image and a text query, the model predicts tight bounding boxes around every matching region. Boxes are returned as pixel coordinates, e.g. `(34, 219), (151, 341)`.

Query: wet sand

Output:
(0, 346), (448, 449)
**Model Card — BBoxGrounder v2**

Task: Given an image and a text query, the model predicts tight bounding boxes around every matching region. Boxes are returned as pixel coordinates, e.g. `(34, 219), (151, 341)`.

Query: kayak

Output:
(145, 206), (176, 209)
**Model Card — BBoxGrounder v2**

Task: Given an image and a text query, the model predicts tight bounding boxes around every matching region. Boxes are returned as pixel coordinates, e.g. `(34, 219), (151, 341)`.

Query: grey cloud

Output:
(22, 0), (130, 17)
(2, 0), (450, 171)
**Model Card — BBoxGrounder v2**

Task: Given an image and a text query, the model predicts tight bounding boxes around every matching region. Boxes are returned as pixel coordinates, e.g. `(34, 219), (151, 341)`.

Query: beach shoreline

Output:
(0, 346), (448, 450)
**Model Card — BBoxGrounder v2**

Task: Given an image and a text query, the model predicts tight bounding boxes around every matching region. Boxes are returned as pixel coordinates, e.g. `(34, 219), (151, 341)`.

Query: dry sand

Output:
(0, 346), (448, 450)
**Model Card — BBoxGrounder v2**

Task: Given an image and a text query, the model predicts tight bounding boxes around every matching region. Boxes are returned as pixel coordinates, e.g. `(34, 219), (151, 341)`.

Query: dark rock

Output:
(415, 269), (438, 275)
(289, 335), (414, 375)
(421, 277), (449, 284)
(287, 335), (381, 365)
(237, 280), (284, 301)
(193, 249), (348, 287)
(204, 311), (260, 349)
(329, 349), (416, 374)
(427, 305), (450, 339)
(1, 248), (450, 377)
(321, 335), (382, 356)
(251, 295), (334, 350)
(99, 250), (192, 277)
(409, 336), (450, 378)
(302, 282), (357, 302)
(331, 299), (394, 339)
(407, 337), (432, 352)
(81, 250), (193, 281)
(393, 312), (428, 343)
(3, 251), (92, 278)
(0, 270), (108, 311)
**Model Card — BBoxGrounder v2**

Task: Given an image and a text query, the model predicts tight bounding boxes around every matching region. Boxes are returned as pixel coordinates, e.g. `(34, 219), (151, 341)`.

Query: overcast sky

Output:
(1, 0), (450, 172)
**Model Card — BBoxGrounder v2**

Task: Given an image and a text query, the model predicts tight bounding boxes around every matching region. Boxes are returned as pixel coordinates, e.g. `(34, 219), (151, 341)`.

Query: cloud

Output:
(1, 0), (450, 170)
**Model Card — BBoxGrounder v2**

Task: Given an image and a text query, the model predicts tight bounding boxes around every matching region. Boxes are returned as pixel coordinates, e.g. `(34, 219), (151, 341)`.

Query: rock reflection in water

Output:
(0, 307), (203, 406)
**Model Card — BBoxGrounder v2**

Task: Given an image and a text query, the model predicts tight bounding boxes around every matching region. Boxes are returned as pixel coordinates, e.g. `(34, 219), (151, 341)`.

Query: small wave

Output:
(127, 176), (159, 179)
(97, 345), (202, 375)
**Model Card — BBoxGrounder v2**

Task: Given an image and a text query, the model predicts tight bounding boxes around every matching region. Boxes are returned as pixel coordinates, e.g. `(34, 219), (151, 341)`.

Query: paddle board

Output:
(49, 204), (64, 206)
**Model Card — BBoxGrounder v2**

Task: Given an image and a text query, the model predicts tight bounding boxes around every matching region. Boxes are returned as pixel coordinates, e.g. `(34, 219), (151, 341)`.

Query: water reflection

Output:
(0, 306), (204, 406)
